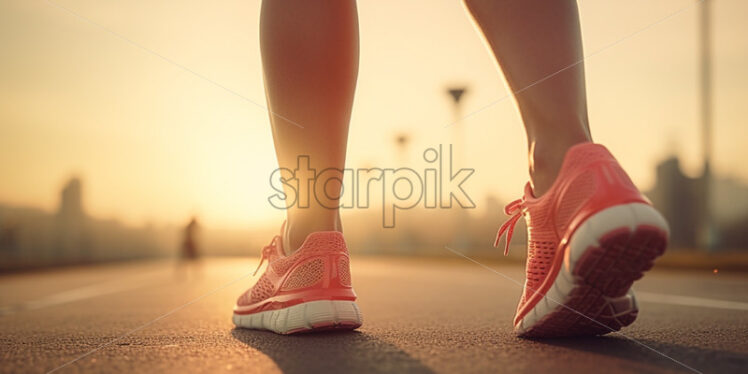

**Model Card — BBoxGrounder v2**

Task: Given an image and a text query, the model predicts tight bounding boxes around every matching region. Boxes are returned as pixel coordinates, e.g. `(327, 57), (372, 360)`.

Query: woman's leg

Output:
(463, 0), (590, 196)
(260, 0), (359, 252)
(467, 0), (671, 338)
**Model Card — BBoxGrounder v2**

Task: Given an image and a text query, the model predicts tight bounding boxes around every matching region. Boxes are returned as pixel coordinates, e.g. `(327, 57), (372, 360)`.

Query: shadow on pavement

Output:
(537, 335), (748, 373)
(231, 329), (434, 374)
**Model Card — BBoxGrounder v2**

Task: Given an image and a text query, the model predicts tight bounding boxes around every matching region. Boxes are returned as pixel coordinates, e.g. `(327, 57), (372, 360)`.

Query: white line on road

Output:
(0, 269), (167, 316)
(444, 246), (703, 374)
(636, 291), (748, 311)
(46, 270), (255, 373)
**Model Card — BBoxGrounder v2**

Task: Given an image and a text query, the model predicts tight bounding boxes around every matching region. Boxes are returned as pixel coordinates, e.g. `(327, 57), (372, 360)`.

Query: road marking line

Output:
(636, 292), (748, 311)
(0, 270), (166, 316)
(46, 269), (255, 373)
(444, 245), (703, 374)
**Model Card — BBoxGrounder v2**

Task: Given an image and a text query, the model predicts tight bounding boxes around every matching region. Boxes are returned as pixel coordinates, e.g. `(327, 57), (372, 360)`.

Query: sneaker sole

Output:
(516, 203), (668, 338)
(233, 300), (363, 335)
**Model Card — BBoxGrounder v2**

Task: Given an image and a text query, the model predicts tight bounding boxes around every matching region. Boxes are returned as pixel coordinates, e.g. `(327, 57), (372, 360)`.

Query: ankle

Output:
(283, 211), (342, 254)
(529, 136), (589, 196)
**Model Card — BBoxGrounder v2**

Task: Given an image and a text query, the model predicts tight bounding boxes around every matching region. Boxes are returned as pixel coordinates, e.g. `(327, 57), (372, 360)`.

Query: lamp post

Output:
(447, 87), (468, 169)
(699, 0), (714, 251)
(447, 86), (469, 249)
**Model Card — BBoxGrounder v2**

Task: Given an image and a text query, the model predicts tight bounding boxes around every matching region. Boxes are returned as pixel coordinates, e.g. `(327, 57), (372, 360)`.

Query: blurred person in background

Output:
(177, 216), (201, 279)
(232, 0), (669, 337)
(181, 217), (200, 261)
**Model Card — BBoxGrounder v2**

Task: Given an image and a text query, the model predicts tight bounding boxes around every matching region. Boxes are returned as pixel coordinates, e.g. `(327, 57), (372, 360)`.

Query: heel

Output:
(568, 203), (669, 288)
(517, 204), (668, 337)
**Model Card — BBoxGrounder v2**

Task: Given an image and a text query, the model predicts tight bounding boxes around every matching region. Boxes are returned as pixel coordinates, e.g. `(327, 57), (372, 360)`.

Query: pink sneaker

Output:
(495, 143), (669, 338)
(233, 224), (362, 334)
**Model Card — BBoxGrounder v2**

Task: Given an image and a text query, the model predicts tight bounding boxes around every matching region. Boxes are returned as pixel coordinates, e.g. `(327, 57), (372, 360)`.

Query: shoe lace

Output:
(253, 236), (279, 276)
(493, 198), (526, 256)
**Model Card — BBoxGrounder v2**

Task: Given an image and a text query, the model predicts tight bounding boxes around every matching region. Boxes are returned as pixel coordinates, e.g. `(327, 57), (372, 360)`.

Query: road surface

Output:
(1, 257), (746, 373)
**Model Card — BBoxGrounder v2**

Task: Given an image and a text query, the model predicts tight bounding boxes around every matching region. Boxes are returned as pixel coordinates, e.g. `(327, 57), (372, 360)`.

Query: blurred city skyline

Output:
(2, 150), (747, 272)
(2, 0), (748, 231)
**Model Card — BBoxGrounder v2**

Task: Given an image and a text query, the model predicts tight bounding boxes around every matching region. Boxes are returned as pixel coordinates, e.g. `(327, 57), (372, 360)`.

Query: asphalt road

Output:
(1, 257), (747, 374)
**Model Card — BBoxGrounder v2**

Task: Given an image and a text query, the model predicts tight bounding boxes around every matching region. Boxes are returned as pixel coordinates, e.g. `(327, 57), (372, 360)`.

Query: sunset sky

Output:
(1, 0), (747, 229)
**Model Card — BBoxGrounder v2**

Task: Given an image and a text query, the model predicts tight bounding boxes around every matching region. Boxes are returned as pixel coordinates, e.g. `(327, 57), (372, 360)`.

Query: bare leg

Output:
(261, 0), (359, 252)
(464, 0), (591, 196)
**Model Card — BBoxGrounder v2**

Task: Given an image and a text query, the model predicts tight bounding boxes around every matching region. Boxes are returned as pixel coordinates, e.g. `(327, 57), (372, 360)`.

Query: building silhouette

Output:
(647, 156), (748, 251)
(0, 176), (170, 271)
(56, 177), (90, 259)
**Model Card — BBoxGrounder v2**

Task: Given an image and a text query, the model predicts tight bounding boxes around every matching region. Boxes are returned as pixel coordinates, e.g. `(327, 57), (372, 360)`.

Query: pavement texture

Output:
(0, 257), (747, 374)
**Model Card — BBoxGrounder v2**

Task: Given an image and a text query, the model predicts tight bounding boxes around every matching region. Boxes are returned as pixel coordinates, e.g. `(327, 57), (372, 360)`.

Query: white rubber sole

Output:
(233, 300), (363, 335)
(516, 202), (669, 337)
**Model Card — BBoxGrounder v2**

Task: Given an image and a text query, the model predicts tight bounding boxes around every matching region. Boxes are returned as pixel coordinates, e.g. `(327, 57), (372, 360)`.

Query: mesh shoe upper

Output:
(235, 226), (355, 311)
(495, 143), (649, 322)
